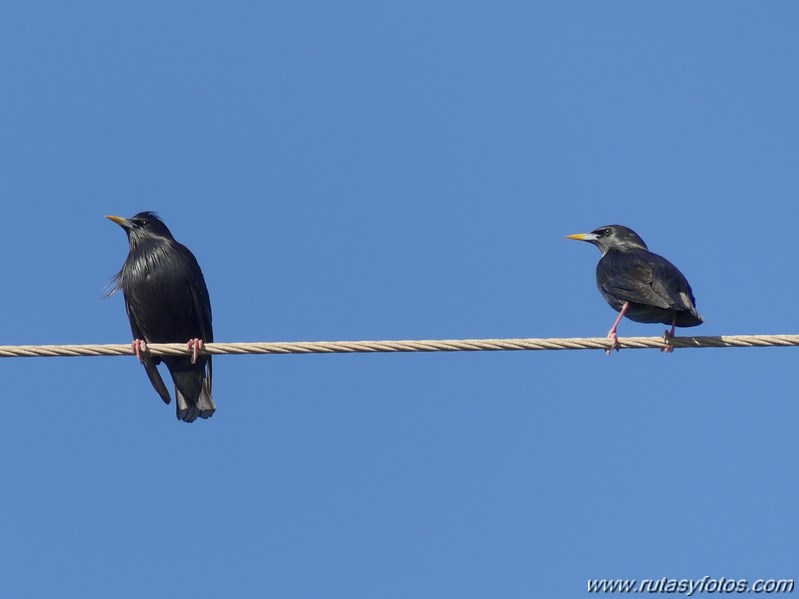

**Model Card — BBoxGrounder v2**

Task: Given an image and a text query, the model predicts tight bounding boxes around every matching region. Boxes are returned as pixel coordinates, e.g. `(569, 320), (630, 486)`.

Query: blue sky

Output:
(0, 2), (797, 597)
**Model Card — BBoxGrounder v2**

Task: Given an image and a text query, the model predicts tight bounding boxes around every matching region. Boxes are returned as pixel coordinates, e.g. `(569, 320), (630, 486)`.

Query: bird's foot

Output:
(606, 330), (620, 356)
(131, 339), (148, 363)
(661, 329), (675, 353)
(604, 303), (628, 356)
(187, 338), (204, 364)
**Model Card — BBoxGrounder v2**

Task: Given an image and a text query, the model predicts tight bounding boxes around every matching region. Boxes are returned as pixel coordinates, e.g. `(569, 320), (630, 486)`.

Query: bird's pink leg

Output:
(131, 339), (148, 363)
(187, 338), (204, 364)
(661, 315), (677, 353)
(606, 302), (630, 355)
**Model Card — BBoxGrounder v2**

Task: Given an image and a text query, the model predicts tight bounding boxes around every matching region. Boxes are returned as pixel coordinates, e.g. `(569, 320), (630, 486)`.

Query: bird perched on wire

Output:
(567, 225), (703, 353)
(107, 212), (216, 421)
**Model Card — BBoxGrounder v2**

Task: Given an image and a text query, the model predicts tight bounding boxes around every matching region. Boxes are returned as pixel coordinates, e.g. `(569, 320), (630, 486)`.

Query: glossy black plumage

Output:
(108, 212), (215, 422)
(568, 224), (702, 336)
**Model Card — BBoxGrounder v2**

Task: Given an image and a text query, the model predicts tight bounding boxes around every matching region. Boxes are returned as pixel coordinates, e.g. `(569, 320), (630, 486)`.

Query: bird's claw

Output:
(131, 339), (148, 363)
(605, 331), (620, 356)
(187, 338), (204, 364)
(661, 329), (675, 353)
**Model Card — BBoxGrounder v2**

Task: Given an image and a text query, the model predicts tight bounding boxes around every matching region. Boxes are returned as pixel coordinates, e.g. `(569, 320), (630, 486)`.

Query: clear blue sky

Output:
(1, 2), (796, 597)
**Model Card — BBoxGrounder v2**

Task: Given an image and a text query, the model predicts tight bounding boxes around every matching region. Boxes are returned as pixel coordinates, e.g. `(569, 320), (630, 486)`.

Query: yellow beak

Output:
(106, 215), (128, 226)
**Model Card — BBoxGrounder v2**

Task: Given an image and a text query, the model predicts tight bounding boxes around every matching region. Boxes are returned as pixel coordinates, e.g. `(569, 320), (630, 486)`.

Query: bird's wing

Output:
(141, 357), (173, 406)
(189, 277), (213, 343)
(125, 294), (172, 405)
(599, 253), (671, 309)
(187, 264), (214, 391)
(648, 257), (698, 312)
(600, 251), (696, 312)
(603, 274), (671, 309)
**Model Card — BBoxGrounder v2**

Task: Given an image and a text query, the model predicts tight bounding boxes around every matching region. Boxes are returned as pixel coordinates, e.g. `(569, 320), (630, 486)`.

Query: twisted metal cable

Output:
(0, 334), (798, 358)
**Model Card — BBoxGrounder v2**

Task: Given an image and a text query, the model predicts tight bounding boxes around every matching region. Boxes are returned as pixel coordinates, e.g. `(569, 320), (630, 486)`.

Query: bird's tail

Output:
(167, 357), (216, 423)
(176, 376), (216, 423)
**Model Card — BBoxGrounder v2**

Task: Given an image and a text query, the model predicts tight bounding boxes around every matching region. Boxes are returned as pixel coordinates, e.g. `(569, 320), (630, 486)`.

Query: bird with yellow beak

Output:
(567, 224), (702, 353)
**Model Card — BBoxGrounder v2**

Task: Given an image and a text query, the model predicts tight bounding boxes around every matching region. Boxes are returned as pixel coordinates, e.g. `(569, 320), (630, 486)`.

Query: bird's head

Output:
(566, 225), (648, 256)
(106, 212), (175, 246)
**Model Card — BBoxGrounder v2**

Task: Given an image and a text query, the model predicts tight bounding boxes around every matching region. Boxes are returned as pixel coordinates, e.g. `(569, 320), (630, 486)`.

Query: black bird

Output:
(567, 225), (702, 352)
(107, 212), (215, 421)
